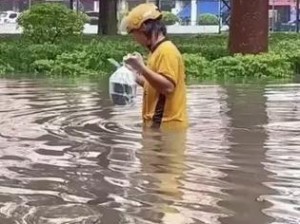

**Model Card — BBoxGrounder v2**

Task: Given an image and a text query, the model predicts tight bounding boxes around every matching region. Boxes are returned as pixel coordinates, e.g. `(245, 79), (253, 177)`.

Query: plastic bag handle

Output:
(107, 58), (121, 68)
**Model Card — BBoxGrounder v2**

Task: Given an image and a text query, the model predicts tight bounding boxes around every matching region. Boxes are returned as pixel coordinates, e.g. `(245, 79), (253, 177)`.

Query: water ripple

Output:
(0, 79), (300, 223)
(262, 84), (300, 224)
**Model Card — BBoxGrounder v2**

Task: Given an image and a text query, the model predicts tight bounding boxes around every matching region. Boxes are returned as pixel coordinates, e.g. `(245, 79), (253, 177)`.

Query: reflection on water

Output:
(0, 78), (300, 224)
(220, 85), (274, 224)
(263, 84), (300, 224)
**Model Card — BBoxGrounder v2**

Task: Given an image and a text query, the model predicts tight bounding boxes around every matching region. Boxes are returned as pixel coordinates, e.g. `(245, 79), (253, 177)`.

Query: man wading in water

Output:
(121, 6), (188, 215)
(120, 3), (188, 131)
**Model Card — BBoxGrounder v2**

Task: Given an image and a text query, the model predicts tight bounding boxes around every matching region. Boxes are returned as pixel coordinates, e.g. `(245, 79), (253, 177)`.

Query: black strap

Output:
(149, 38), (168, 129)
(150, 37), (168, 53)
(151, 94), (166, 129)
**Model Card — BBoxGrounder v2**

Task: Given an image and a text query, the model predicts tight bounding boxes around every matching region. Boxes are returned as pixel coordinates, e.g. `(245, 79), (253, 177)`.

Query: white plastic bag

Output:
(108, 58), (137, 106)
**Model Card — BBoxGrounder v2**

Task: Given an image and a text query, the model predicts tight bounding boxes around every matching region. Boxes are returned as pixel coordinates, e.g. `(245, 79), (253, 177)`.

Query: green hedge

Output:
(0, 34), (299, 79)
(162, 11), (179, 25)
(17, 3), (88, 44)
(198, 13), (219, 25)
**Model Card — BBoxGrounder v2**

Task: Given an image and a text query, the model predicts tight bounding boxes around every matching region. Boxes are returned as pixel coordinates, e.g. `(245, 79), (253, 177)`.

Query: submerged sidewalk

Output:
(0, 23), (229, 35)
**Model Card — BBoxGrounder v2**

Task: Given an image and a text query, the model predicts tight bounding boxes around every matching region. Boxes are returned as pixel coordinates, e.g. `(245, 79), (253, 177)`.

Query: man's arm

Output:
(140, 65), (175, 95)
(123, 52), (177, 94)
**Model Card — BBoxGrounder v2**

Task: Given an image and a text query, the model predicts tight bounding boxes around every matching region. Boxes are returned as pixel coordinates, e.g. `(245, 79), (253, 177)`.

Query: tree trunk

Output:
(19, 0), (27, 11)
(98, 0), (118, 35)
(70, 0), (74, 10)
(229, 0), (269, 54)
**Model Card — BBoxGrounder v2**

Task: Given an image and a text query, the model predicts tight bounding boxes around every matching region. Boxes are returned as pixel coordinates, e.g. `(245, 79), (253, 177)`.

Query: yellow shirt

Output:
(142, 39), (188, 131)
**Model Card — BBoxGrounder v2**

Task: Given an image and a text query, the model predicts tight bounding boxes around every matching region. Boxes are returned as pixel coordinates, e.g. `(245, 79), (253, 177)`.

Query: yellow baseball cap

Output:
(119, 3), (162, 34)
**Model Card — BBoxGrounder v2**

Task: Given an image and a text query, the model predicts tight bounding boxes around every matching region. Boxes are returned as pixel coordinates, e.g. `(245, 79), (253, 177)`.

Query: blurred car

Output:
(0, 11), (20, 24)
(85, 11), (98, 25)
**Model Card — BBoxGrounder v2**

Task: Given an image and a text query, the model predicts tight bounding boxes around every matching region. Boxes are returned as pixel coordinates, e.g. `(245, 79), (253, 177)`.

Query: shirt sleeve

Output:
(155, 50), (180, 86)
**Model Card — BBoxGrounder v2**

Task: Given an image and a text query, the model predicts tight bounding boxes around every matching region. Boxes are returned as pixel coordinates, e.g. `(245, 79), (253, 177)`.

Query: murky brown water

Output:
(0, 78), (300, 224)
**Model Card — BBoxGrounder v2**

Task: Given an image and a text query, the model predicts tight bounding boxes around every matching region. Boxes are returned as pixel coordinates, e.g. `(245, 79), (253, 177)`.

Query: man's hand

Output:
(123, 52), (145, 74)
(123, 52), (175, 95)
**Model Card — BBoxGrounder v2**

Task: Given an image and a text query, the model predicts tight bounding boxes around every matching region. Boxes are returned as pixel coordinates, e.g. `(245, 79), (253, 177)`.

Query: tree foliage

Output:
(17, 3), (88, 43)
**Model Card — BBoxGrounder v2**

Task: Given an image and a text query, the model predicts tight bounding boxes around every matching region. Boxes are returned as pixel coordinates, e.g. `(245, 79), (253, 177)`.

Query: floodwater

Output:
(0, 77), (300, 224)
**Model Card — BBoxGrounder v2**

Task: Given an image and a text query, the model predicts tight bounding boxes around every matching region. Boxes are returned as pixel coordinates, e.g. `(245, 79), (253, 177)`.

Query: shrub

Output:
(198, 13), (219, 25)
(211, 53), (293, 78)
(31, 59), (55, 74)
(0, 42), (65, 72)
(162, 11), (179, 25)
(17, 3), (88, 43)
(0, 59), (14, 75)
(50, 63), (97, 76)
(183, 53), (211, 77)
(179, 44), (228, 60)
(269, 39), (300, 73)
(31, 58), (99, 76)
(182, 53), (293, 79)
(0, 34), (298, 78)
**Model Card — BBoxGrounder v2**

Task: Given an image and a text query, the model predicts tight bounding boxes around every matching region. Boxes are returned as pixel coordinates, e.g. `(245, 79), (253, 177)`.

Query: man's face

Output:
(131, 28), (149, 48)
